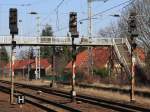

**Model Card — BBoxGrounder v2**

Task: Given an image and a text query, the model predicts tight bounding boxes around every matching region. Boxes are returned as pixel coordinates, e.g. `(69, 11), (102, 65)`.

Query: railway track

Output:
(0, 80), (150, 112)
(0, 81), (82, 112)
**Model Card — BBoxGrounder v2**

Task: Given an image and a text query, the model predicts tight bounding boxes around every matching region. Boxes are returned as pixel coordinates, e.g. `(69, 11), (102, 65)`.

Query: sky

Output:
(0, 0), (132, 37)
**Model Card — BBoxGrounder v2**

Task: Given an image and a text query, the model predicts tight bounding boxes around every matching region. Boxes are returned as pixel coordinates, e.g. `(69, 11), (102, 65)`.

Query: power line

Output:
(80, 0), (133, 22)
(0, 0), (49, 6)
(53, 26), (68, 33)
(55, 0), (66, 30)
(29, 0), (48, 6)
(122, 0), (136, 9)
(54, 0), (65, 11)
(40, 0), (66, 27)
(42, 0), (135, 34)
(0, 3), (31, 7)
(94, 0), (132, 17)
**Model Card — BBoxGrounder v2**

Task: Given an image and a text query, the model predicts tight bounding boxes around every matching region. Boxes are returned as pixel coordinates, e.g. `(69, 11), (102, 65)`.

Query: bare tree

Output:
(98, 22), (119, 38)
(19, 47), (35, 60)
(118, 0), (150, 49)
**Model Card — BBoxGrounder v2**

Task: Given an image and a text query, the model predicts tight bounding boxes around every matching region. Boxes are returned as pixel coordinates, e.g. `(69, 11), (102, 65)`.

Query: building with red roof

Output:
(65, 47), (110, 74)
(65, 46), (145, 75)
(5, 58), (51, 79)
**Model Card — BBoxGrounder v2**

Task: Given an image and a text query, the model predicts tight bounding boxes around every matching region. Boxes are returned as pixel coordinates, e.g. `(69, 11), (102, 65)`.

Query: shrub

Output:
(93, 68), (109, 78)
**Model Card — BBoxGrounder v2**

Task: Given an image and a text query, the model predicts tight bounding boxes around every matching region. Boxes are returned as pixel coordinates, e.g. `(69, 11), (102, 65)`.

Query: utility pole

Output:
(87, 0), (108, 77)
(128, 11), (138, 102)
(37, 16), (41, 79)
(28, 12), (40, 79)
(87, 0), (93, 77)
(9, 8), (18, 104)
(35, 16), (40, 79)
(51, 45), (56, 87)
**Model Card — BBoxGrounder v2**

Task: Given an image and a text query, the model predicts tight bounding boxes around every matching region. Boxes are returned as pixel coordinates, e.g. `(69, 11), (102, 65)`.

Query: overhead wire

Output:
(122, 0), (136, 9)
(29, 0), (135, 35)
(80, 0), (133, 22)
(39, 0), (66, 29)
(0, 0), (49, 6)
(55, 0), (66, 31)
(0, 3), (31, 7)
(54, 0), (135, 34)
(94, 0), (132, 17)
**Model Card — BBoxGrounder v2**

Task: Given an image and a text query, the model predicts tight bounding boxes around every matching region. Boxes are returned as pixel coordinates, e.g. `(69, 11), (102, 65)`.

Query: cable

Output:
(29, 0), (48, 6)
(56, 9), (60, 30)
(0, 3), (31, 7)
(55, 0), (67, 31)
(122, 0), (136, 9)
(94, 0), (132, 17)
(40, 0), (66, 27)
(53, 26), (68, 33)
(0, 0), (49, 6)
(42, 0), (135, 34)
(80, 0), (132, 22)
(54, 0), (65, 11)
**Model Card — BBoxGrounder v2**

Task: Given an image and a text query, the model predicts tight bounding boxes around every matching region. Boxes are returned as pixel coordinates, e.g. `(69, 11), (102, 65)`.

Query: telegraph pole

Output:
(87, 0), (93, 77)
(37, 16), (41, 79)
(28, 12), (40, 79)
(87, 0), (108, 77)
(9, 8), (18, 104)
(128, 11), (138, 102)
(51, 45), (56, 87)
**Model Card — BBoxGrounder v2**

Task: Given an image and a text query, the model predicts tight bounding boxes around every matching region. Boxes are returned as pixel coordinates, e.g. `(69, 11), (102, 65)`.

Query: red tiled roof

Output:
(66, 47), (110, 70)
(6, 58), (51, 69)
(31, 59), (51, 69)
(93, 47), (110, 68)
(136, 48), (145, 62)
(66, 47), (145, 70)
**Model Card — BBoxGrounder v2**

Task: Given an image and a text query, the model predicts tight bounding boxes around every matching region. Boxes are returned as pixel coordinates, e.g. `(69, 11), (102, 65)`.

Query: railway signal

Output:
(69, 12), (79, 37)
(9, 8), (18, 105)
(128, 11), (138, 39)
(128, 11), (138, 102)
(9, 8), (18, 35)
(69, 12), (79, 102)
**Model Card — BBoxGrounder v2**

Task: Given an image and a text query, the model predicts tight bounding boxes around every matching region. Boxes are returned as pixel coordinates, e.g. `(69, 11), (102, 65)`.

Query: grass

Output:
(58, 84), (150, 107)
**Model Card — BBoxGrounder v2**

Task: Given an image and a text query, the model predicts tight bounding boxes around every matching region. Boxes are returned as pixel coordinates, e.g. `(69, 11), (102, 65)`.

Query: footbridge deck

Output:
(0, 36), (126, 46)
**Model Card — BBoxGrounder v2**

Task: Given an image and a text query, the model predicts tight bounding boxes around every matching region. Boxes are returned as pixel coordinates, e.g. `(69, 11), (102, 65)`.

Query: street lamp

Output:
(28, 12), (38, 15)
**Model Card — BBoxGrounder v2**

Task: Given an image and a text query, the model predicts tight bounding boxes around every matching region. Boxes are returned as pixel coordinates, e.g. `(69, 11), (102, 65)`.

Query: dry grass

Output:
(58, 85), (150, 107)
(1, 77), (51, 86)
(82, 82), (150, 92)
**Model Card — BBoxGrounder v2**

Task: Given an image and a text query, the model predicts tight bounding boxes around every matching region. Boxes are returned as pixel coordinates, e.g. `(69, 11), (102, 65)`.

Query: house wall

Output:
(45, 65), (52, 76)
(11, 68), (46, 79)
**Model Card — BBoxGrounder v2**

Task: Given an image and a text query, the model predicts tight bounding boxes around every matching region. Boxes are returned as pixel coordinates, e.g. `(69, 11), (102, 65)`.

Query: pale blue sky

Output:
(0, 0), (131, 37)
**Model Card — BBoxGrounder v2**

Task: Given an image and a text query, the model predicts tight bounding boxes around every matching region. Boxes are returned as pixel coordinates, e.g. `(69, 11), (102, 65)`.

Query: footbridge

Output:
(0, 35), (126, 46)
(0, 35), (142, 76)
